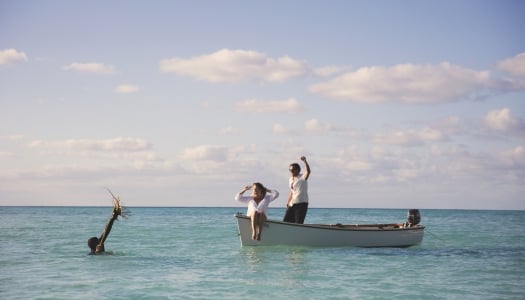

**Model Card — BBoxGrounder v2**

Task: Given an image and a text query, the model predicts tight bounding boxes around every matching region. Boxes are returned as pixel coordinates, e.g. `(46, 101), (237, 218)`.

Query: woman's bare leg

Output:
(256, 213), (267, 241)
(250, 214), (257, 240)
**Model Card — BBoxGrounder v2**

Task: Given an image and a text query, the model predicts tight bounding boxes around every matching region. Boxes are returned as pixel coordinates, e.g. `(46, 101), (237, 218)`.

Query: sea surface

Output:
(1, 207), (524, 299)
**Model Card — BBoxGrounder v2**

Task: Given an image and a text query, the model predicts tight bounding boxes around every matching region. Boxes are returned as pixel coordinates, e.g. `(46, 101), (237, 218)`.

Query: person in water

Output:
(88, 190), (128, 254)
(235, 182), (279, 241)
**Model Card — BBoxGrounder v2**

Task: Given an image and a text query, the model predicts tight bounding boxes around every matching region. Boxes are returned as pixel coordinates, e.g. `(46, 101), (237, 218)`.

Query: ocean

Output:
(1, 207), (523, 299)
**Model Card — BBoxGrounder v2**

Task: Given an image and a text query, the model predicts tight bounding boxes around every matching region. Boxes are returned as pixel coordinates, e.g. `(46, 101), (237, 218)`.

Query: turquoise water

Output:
(1, 207), (524, 299)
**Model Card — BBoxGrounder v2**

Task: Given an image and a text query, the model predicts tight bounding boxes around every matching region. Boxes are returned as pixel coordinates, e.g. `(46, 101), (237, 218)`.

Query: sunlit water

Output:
(1, 207), (523, 299)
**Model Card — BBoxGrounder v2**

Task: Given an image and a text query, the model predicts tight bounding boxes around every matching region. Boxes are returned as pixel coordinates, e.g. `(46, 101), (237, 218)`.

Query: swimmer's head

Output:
(87, 236), (99, 253)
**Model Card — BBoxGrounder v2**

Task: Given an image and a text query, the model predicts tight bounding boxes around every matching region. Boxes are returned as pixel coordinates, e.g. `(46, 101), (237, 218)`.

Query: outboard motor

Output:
(406, 209), (421, 227)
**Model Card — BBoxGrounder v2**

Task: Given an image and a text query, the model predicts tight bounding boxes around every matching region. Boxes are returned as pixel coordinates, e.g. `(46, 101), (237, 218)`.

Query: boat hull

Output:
(235, 213), (424, 247)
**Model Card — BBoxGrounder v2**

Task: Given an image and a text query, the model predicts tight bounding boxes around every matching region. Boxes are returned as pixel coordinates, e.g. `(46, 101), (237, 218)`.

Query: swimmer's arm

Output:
(96, 208), (119, 252)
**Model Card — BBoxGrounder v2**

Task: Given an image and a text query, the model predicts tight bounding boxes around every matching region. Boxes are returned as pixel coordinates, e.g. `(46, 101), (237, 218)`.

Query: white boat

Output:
(234, 209), (424, 247)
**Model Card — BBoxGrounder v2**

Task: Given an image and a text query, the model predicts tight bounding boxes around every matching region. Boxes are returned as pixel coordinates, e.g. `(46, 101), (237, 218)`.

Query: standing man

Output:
(283, 156), (311, 224)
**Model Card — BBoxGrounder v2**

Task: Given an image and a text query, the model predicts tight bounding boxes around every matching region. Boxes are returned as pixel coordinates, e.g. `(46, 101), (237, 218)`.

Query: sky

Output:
(1, 0), (524, 209)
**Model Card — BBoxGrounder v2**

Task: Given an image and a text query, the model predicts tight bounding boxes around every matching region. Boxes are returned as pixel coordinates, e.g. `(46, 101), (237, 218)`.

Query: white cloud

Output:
(0, 151), (15, 158)
(62, 62), (115, 74)
(497, 52), (525, 77)
(313, 65), (353, 77)
(373, 128), (445, 146)
(430, 116), (463, 135)
(176, 144), (273, 178)
(303, 118), (334, 134)
(234, 98), (303, 113)
(346, 160), (372, 172)
(271, 119), (348, 136)
(1, 163), (172, 182)
(219, 126), (242, 135)
(29, 137), (151, 152)
(393, 168), (421, 182)
(323, 147), (374, 175)
(327, 143), (512, 187)
(499, 146), (525, 167)
(115, 84), (140, 94)
(309, 62), (495, 104)
(180, 145), (241, 162)
(484, 108), (525, 132)
(0, 48), (28, 65)
(0, 134), (25, 140)
(4, 138), (164, 187)
(418, 128), (445, 141)
(160, 49), (308, 83)
(272, 123), (290, 134)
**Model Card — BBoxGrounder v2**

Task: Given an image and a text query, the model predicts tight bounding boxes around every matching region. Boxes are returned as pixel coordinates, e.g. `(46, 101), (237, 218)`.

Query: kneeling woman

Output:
(235, 183), (279, 241)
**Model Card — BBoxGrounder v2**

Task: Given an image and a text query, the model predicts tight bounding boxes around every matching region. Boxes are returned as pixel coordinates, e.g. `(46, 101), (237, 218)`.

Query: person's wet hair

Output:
(88, 236), (99, 251)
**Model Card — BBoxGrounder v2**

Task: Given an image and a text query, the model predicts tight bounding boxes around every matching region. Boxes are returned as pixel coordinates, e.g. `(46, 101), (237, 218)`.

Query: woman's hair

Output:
(253, 182), (268, 195)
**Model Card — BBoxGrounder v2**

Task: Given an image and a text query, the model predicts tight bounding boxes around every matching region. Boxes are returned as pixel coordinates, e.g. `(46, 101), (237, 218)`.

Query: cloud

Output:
(373, 127), (446, 146)
(303, 118), (335, 134)
(219, 126), (242, 135)
(180, 145), (238, 162)
(499, 146), (525, 167)
(29, 137), (151, 152)
(115, 84), (140, 94)
(313, 65), (353, 77)
(234, 98), (303, 113)
(272, 119), (353, 136)
(484, 108), (525, 133)
(346, 160), (372, 172)
(329, 148), (373, 172)
(62, 62), (115, 74)
(177, 144), (255, 176)
(309, 62), (496, 104)
(327, 142), (524, 186)
(17, 138), (162, 180)
(497, 52), (525, 77)
(0, 134), (25, 140)
(0, 151), (15, 158)
(1, 163), (173, 182)
(0, 48), (28, 65)
(429, 116), (463, 135)
(160, 49), (308, 83)
(272, 123), (290, 134)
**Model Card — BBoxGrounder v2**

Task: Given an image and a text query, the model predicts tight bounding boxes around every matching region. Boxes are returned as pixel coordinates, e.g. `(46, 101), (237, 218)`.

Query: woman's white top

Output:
(235, 190), (279, 216)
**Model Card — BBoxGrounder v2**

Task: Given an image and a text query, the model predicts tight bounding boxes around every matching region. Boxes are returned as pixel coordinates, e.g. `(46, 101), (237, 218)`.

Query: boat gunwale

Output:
(234, 212), (425, 232)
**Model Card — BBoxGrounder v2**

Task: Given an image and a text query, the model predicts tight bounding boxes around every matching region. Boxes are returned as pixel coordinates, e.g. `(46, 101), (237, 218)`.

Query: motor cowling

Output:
(407, 209), (421, 226)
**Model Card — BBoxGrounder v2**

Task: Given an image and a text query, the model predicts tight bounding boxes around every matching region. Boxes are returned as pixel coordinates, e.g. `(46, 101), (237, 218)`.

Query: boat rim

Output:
(235, 212), (425, 231)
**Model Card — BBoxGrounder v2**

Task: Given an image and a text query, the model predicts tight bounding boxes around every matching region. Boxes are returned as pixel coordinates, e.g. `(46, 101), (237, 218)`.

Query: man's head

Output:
(289, 163), (300, 175)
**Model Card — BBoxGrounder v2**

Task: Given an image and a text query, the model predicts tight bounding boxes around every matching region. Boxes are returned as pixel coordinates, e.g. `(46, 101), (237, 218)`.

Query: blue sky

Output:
(1, 1), (524, 209)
